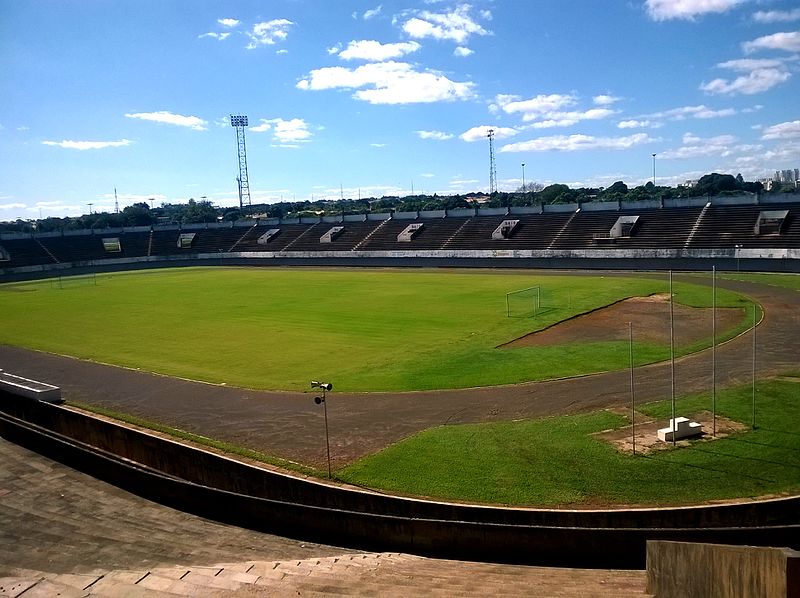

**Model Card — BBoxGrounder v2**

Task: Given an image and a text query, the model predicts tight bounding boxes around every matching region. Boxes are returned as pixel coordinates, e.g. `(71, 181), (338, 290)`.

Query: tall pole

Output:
(712, 266), (717, 437)
(322, 386), (331, 479)
(669, 270), (676, 446)
(522, 163), (526, 193)
(652, 153), (657, 187)
(488, 129), (497, 194)
(752, 306), (757, 429)
(230, 115), (251, 212)
(629, 321), (635, 455)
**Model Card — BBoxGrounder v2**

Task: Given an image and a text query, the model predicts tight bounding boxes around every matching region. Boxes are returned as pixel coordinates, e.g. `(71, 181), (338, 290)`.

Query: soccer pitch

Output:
(0, 267), (755, 392)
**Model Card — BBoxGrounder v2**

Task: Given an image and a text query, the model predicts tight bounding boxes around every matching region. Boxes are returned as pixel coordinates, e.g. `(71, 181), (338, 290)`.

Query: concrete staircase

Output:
(0, 553), (649, 597)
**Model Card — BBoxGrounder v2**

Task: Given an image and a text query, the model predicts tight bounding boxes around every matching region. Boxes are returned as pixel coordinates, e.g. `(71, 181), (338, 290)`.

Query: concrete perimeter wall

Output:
(646, 541), (800, 597)
(1, 392), (797, 568)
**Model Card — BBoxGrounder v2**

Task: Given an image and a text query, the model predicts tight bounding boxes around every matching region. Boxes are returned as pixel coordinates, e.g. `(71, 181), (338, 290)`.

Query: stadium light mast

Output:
(488, 129), (497, 194)
(230, 115), (251, 212)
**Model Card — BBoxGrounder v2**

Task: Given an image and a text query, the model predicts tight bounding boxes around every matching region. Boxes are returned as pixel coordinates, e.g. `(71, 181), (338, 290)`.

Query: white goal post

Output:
(506, 285), (540, 318)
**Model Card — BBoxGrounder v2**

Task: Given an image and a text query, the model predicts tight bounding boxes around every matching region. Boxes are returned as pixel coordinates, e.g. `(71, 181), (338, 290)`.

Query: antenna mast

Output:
(488, 129), (497, 194)
(114, 187), (119, 214)
(230, 115), (251, 212)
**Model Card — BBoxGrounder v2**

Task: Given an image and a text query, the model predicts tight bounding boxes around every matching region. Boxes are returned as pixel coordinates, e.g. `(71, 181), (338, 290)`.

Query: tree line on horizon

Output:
(2, 172), (793, 234)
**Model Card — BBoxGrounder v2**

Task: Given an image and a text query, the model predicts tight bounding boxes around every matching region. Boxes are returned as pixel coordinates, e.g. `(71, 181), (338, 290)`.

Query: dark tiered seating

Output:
(115, 231), (150, 258)
(358, 218), (470, 250)
(2, 199), (799, 273)
(285, 221), (381, 251)
(686, 203), (800, 249)
(548, 207), (706, 250)
(1, 238), (57, 267)
(38, 235), (109, 263)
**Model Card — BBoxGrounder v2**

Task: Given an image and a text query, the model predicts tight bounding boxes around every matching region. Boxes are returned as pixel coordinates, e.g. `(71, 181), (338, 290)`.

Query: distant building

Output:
(682, 179), (697, 188)
(773, 168), (799, 184)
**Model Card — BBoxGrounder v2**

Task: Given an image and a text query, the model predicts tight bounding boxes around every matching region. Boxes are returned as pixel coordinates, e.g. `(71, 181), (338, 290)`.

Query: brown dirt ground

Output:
(596, 408), (749, 455)
(502, 294), (744, 348)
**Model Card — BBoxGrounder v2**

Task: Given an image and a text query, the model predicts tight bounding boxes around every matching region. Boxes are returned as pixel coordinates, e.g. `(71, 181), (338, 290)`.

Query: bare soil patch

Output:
(502, 294), (744, 348)
(595, 409), (748, 455)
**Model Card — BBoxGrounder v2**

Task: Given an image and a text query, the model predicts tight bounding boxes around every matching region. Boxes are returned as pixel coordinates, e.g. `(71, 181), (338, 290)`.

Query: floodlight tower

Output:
(488, 129), (497, 194)
(230, 114), (252, 211)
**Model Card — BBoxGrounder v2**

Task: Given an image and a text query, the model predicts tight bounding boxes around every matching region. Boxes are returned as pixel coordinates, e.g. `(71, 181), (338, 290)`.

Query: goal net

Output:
(506, 285), (540, 318)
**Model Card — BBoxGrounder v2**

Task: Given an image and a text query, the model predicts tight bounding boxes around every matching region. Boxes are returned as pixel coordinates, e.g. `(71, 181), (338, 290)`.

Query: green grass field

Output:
(338, 378), (800, 506)
(0, 267), (756, 391)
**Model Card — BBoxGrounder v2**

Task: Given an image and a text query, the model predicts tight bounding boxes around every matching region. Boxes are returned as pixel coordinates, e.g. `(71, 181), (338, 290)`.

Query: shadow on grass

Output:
(726, 435), (800, 452)
(687, 444), (800, 472)
(639, 452), (778, 484)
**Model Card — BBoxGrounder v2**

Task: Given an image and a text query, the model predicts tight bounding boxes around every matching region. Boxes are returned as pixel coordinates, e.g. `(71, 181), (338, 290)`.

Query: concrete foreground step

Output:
(0, 552), (650, 597)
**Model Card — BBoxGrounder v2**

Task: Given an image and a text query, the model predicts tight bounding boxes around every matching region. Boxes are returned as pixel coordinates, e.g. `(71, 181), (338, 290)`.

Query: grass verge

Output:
(337, 378), (800, 507)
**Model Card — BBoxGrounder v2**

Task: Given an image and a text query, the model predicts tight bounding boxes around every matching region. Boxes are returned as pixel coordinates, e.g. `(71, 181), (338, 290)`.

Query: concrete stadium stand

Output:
(1, 391), (797, 569)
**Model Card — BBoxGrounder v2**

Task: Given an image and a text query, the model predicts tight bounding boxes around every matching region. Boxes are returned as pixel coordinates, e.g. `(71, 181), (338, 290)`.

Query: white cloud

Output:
(125, 111), (208, 130)
(493, 93), (617, 127)
(500, 133), (654, 153)
(247, 19), (294, 49)
(363, 5), (382, 20)
(460, 126), (518, 142)
(618, 119), (653, 129)
(0, 202), (26, 210)
(199, 32), (230, 41)
(642, 103), (742, 121)
(250, 118), (313, 144)
(297, 61), (475, 104)
(370, 143), (387, 148)
(593, 94), (622, 106)
(659, 132), (741, 159)
(701, 68), (790, 94)
(417, 130), (454, 140)
(694, 107), (737, 118)
(717, 58), (787, 71)
(761, 120), (800, 140)
(752, 9), (800, 23)
(453, 46), (474, 57)
(528, 108), (617, 129)
(42, 139), (132, 150)
(495, 93), (576, 120)
(218, 18), (240, 28)
(337, 40), (420, 61)
(402, 4), (490, 44)
(743, 30), (800, 53)
(645, 0), (746, 21)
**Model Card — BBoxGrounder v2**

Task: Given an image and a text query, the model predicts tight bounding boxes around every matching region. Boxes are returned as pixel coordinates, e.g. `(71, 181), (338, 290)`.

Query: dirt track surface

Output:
(1, 274), (798, 469)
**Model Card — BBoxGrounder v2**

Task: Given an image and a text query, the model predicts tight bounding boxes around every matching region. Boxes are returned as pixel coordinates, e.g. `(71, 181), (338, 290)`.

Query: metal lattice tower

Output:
(487, 128), (497, 194)
(230, 115), (251, 211)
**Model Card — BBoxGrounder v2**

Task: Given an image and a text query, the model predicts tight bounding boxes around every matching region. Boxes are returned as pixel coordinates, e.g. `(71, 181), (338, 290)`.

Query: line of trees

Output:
(1, 172), (792, 235)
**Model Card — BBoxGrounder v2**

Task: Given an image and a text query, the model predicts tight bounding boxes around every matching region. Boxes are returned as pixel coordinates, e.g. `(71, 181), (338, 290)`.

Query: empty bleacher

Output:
(2, 198), (799, 274)
(286, 220), (382, 252)
(686, 203), (800, 249)
(0, 237), (58, 268)
(549, 207), (706, 250)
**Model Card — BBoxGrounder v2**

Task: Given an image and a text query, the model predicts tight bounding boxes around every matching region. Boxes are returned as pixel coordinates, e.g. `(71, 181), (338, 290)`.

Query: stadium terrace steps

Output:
(0, 238), (56, 267)
(2, 201), (799, 270)
(686, 202), (800, 249)
(0, 555), (650, 597)
(285, 220), (382, 252)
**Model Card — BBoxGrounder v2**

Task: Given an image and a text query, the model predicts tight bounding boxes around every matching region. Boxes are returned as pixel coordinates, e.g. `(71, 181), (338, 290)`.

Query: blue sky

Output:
(1, 0), (798, 221)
